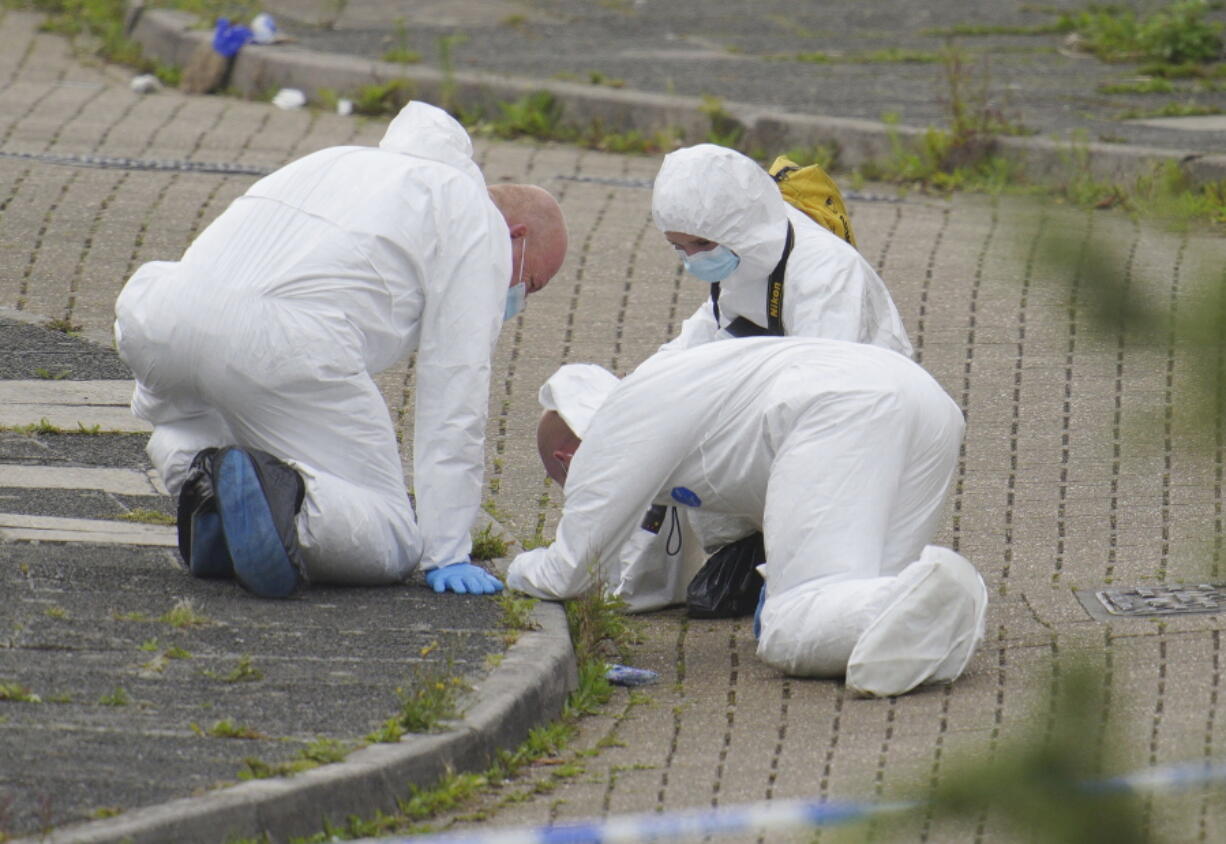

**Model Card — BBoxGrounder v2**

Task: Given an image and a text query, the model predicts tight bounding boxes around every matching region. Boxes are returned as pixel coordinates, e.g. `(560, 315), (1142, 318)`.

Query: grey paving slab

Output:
(3, 3), (1226, 842)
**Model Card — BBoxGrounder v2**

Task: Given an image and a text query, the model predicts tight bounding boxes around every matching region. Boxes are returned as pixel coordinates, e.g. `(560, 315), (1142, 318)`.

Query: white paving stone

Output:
(0, 465), (166, 495)
(0, 380), (150, 432)
(0, 512), (176, 546)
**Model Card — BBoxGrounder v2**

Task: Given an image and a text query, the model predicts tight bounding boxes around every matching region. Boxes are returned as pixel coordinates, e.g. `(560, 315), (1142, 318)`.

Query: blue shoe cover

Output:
(189, 509), (234, 579)
(215, 448), (301, 599)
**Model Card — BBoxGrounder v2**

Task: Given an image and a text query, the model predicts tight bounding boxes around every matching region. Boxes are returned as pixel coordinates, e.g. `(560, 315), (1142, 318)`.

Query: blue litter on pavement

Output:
(604, 664), (659, 687)
(346, 759), (1226, 844)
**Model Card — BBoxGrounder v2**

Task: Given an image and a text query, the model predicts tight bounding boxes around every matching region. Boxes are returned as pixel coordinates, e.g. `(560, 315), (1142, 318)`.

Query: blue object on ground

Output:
(188, 508), (233, 579)
(213, 18), (254, 58)
(214, 447), (301, 598)
(605, 664), (660, 686)
(425, 561), (504, 595)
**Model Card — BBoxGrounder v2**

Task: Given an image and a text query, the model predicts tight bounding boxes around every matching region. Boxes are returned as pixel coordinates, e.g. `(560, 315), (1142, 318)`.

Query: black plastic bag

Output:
(685, 531), (765, 618)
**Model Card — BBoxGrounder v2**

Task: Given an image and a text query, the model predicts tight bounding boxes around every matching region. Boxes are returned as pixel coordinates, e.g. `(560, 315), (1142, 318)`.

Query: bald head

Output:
(537, 409), (581, 486)
(488, 184), (568, 294)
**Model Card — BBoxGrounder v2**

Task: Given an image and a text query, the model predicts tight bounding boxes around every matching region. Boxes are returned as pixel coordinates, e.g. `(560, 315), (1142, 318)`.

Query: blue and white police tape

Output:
(349, 758), (1226, 844)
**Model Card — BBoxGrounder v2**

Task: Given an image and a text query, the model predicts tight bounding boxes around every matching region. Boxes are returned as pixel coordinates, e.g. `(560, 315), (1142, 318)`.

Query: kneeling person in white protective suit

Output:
(114, 101), (568, 599)
(615, 143), (917, 613)
(508, 339), (988, 697)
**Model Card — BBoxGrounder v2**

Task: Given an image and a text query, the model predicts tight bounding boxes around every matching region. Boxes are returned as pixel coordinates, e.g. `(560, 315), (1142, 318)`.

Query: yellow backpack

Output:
(768, 155), (857, 248)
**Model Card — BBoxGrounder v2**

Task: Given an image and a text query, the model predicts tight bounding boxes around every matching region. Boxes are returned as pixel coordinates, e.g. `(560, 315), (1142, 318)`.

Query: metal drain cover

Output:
(1077, 584), (1226, 620)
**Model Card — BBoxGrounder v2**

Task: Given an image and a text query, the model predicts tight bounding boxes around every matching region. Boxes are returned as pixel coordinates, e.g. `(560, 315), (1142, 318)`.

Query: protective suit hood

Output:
(538, 363), (620, 438)
(379, 101), (486, 188)
(652, 144), (788, 284)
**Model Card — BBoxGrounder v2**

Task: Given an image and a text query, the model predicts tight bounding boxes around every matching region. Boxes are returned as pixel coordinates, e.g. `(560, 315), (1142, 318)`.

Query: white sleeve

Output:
(507, 384), (693, 601)
(658, 299), (720, 354)
(412, 200), (507, 569)
(785, 226), (913, 357)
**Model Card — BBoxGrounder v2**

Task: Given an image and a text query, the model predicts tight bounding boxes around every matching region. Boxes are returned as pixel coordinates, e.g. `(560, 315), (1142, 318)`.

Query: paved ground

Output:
(2, 1), (1226, 842)
(260, 0), (1226, 156)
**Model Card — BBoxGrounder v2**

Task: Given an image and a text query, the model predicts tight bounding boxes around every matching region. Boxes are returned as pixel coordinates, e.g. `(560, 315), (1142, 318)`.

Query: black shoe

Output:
(176, 448), (233, 579)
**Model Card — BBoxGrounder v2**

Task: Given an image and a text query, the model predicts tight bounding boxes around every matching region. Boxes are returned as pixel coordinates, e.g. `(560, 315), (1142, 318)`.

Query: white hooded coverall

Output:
(652, 143), (912, 357)
(113, 102), (508, 585)
(508, 339), (987, 696)
(623, 143), (915, 611)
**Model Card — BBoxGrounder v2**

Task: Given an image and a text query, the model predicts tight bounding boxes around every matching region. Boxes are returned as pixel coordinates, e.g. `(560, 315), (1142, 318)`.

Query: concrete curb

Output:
(127, 6), (1226, 188)
(22, 597), (576, 844)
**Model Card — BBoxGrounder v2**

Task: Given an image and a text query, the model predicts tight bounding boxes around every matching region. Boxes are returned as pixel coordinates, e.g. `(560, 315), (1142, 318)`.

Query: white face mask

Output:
(504, 237), (527, 321)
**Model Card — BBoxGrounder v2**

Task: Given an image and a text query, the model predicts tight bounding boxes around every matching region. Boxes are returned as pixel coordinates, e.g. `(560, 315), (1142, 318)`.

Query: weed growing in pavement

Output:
(382, 18), (420, 64)
(204, 654), (262, 683)
(1060, 0), (1224, 65)
(1118, 100), (1224, 118)
(33, 368), (71, 380)
(6, 418), (60, 436)
(1053, 132), (1226, 223)
(43, 606), (68, 620)
(0, 682), (43, 703)
(350, 79), (416, 116)
(111, 509), (175, 526)
(2, 419), (110, 435)
(1140, 58), (1226, 78)
(699, 94), (744, 147)
(97, 686), (130, 706)
(437, 32), (466, 114)
(193, 718), (264, 739)
(367, 661), (467, 742)
(159, 598), (210, 629)
(281, 584), (639, 840)
(1099, 77), (1177, 94)
(469, 523), (509, 560)
(494, 591), (539, 634)
(238, 738), (350, 780)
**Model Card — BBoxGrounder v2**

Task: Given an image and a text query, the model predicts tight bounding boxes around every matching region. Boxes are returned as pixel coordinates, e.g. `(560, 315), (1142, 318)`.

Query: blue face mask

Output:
(504, 281), (526, 321)
(682, 244), (740, 283)
(504, 236), (528, 321)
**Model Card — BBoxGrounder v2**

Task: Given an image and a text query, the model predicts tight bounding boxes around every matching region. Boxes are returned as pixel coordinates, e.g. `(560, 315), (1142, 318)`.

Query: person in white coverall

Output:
(113, 101), (568, 599)
(652, 143), (911, 355)
(612, 143), (915, 613)
(509, 339), (988, 697)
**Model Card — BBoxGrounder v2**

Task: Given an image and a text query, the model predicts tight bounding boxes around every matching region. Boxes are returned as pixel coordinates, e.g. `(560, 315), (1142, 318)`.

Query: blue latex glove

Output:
(753, 584), (766, 639)
(425, 561), (504, 595)
(213, 18), (254, 58)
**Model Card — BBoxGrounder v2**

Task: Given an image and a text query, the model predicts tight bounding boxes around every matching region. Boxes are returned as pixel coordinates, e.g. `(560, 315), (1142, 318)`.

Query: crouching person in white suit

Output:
(508, 338), (987, 697)
(114, 101), (568, 599)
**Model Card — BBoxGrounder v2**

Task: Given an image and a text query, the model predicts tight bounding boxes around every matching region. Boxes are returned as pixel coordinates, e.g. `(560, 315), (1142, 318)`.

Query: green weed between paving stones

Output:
(1, 419), (105, 435)
(204, 654), (263, 683)
(222, 589), (638, 842)
(33, 367), (71, 380)
(238, 738), (351, 781)
(381, 18), (420, 65)
(190, 718), (265, 740)
(1061, 0), (1223, 65)
(469, 523), (508, 561)
(111, 508), (175, 526)
(159, 597), (210, 629)
(366, 653), (468, 742)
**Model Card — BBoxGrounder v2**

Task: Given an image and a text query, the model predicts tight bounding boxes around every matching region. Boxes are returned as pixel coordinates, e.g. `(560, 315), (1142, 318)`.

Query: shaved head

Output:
(488, 184), (568, 293)
(537, 409), (581, 486)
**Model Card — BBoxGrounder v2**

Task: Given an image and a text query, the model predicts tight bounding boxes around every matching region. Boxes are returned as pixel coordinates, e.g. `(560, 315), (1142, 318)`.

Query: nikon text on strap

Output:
(710, 220), (795, 338)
